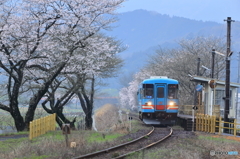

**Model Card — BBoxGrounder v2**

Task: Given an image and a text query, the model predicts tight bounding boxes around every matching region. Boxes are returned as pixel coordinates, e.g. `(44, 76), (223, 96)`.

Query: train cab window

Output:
(143, 84), (153, 99)
(138, 88), (143, 99)
(168, 84), (178, 99)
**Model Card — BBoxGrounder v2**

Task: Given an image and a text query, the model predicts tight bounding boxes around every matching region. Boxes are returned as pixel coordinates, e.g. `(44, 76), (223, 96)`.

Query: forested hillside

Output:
(106, 9), (240, 89)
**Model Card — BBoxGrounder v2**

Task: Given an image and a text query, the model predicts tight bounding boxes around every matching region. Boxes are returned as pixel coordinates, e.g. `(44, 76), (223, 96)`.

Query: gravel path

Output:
(0, 134), (28, 141)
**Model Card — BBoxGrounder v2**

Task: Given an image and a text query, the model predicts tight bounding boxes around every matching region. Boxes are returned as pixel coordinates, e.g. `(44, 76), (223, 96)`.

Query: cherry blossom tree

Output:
(41, 34), (123, 130)
(119, 69), (154, 110)
(0, 0), (124, 131)
(119, 36), (226, 109)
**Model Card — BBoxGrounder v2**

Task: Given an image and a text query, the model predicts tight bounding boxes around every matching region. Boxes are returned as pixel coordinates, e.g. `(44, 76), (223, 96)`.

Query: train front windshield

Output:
(143, 84), (154, 99)
(168, 84), (178, 99)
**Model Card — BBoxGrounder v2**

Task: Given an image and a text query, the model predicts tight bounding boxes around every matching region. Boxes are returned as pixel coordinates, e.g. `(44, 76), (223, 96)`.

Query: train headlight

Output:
(169, 101), (175, 106)
(147, 101), (152, 105)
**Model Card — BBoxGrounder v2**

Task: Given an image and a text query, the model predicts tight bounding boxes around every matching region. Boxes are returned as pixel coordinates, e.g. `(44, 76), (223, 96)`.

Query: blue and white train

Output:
(137, 76), (179, 125)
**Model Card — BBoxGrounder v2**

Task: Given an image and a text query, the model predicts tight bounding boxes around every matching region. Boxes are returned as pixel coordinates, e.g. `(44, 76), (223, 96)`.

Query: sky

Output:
(117, 0), (240, 23)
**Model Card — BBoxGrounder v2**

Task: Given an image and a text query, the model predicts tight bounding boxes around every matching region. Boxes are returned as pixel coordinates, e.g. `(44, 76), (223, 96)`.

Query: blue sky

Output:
(118, 0), (240, 23)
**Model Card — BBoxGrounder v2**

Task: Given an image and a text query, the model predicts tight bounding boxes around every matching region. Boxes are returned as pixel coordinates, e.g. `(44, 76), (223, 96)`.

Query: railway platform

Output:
(177, 113), (196, 131)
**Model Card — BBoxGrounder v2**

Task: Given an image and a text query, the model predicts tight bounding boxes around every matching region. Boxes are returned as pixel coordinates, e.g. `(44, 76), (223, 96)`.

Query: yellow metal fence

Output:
(29, 113), (56, 140)
(196, 113), (240, 136)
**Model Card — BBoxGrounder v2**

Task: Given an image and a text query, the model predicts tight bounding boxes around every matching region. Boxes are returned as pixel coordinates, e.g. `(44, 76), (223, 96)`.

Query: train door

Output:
(156, 84), (166, 110)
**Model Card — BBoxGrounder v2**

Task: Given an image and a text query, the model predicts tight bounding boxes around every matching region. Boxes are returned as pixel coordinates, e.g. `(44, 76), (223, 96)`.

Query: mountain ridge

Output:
(104, 9), (240, 89)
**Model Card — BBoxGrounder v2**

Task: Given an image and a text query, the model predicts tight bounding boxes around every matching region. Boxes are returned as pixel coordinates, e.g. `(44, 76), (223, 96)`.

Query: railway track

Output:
(113, 127), (172, 159)
(72, 122), (172, 159)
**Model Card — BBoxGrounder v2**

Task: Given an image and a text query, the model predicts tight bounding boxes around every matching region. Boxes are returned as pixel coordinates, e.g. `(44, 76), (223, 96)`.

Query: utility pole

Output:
(224, 17), (234, 133)
(237, 52), (240, 120)
(192, 58), (200, 132)
(194, 58), (200, 106)
(197, 57), (200, 76)
(211, 49), (215, 78)
(238, 52), (240, 85)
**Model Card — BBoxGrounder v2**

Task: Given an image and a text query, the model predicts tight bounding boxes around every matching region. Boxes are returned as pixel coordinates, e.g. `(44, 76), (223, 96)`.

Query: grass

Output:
(0, 137), (28, 152)
(0, 110), (142, 159)
(0, 123), (133, 158)
(87, 131), (124, 143)
(1, 122), (240, 159)
(0, 130), (70, 158)
(1, 105), (239, 159)
(125, 132), (240, 159)
(16, 154), (50, 159)
(42, 131), (64, 140)
(198, 135), (239, 143)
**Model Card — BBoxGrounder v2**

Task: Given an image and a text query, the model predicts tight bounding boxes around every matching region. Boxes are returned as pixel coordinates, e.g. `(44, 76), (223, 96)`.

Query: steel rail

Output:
(72, 126), (154, 159)
(113, 127), (173, 159)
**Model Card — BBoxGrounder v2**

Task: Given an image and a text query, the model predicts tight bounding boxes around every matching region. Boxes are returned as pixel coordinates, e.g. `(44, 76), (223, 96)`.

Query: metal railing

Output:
(179, 105), (220, 116)
(196, 113), (240, 136)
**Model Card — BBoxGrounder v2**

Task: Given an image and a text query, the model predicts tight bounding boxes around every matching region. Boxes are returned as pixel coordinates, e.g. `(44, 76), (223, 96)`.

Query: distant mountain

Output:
(104, 9), (240, 90)
(117, 1), (240, 23)
(109, 10), (223, 52)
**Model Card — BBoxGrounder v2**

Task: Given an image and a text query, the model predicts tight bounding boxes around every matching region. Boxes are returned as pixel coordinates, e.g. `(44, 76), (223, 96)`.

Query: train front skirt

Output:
(142, 118), (177, 125)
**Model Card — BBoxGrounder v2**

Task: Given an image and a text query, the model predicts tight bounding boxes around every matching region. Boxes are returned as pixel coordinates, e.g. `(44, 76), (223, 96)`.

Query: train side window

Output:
(140, 88), (143, 98)
(168, 84), (178, 99)
(143, 84), (153, 99)
(157, 87), (164, 98)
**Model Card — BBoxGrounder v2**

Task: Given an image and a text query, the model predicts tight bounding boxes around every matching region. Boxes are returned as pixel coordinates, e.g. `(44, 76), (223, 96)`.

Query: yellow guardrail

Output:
(196, 113), (240, 136)
(196, 114), (216, 133)
(29, 113), (56, 140)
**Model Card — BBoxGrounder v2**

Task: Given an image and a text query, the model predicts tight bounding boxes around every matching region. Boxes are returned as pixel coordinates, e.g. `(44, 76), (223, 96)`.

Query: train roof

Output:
(141, 77), (178, 84)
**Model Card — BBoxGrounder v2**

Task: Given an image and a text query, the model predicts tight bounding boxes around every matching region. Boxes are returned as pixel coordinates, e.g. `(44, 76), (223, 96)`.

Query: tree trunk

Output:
(12, 112), (25, 131)
(56, 107), (76, 130)
(25, 63), (66, 130)
(85, 111), (93, 130)
(9, 95), (25, 131)
(84, 77), (95, 130)
(56, 116), (63, 128)
(42, 95), (77, 130)
(9, 70), (26, 131)
(25, 90), (48, 130)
